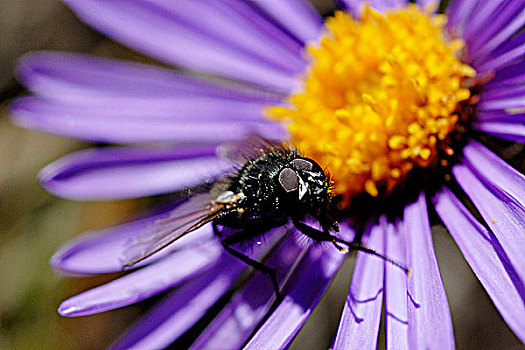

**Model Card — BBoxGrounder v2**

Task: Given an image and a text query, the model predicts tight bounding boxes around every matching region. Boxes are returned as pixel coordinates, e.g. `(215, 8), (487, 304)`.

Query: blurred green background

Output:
(0, 1), (523, 349)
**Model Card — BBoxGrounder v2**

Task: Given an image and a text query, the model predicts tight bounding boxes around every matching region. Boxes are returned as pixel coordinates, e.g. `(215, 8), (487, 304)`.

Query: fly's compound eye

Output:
(291, 157), (324, 175)
(278, 168), (299, 192)
(290, 158), (313, 171)
(279, 168), (308, 200)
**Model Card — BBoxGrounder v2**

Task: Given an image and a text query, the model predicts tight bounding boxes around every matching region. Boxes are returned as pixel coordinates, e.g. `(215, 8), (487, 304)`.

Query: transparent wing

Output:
(217, 134), (285, 163)
(121, 193), (226, 269)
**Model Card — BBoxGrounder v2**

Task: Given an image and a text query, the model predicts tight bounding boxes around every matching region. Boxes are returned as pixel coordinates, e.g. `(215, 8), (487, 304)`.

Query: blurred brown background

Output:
(0, 1), (522, 349)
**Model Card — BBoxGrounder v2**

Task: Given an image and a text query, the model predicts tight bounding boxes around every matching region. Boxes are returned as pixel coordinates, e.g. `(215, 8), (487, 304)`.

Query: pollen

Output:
(266, 5), (476, 205)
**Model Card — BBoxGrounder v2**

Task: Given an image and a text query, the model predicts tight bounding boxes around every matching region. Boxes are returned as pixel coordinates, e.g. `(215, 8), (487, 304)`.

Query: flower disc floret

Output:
(268, 5), (476, 204)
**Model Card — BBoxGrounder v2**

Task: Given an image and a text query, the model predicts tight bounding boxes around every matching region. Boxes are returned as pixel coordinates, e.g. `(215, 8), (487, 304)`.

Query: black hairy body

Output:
(226, 147), (298, 221)
(215, 145), (334, 231)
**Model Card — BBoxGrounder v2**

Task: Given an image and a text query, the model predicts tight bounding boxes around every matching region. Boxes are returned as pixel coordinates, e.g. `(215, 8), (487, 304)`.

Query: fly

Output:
(122, 140), (408, 300)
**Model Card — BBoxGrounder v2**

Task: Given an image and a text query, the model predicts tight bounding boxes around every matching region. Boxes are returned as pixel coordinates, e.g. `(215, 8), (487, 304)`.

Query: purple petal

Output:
(248, 0), (323, 44)
(9, 96), (286, 143)
(454, 142), (525, 280)
(415, 0), (438, 10)
(461, 0), (509, 46)
(244, 235), (348, 349)
(38, 145), (233, 201)
(61, 0), (299, 91)
(51, 208), (215, 274)
(16, 52), (285, 105)
(479, 98), (525, 111)
(111, 227), (287, 349)
(332, 220), (385, 350)
(476, 110), (525, 123)
(479, 84), (525, 110)
(191, 233), (308, 349)
(474, 29), (525, 73)
(339, 0), (406, 17)
(473, 121), (525, 143)
(468, 1), (525, 62)
(147, 0), (307, 74)
(447, 0), (478, 32)
(463, 141), (525, 202)
(485, 61), (525, 89)
(481, 83), (525, 101)
(404, 193), (455, 349)
(110, 256), (244, 350)
(218, 0), (304, 57)
(434, 187), (525, 343)
(10, 92), (270, 123)
(384, 220), (409, 350)
(58, 238), (222, 316)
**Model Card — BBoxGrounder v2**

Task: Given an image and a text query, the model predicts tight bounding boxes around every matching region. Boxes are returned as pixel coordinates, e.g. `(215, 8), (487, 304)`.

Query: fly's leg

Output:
(220, 229), (283, 302)
(212, 221), (222, 237)
(293, 220), (346, 250)
(293, 220), (409, 273)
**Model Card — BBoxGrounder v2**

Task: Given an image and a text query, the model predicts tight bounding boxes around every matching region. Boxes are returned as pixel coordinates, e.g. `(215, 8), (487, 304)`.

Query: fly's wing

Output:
(121, 192), (226, 269)
(217, 134), (285, 163)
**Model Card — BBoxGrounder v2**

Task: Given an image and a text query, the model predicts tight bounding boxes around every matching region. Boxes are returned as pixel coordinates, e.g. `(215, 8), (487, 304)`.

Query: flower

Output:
(9, 0), (525, 349)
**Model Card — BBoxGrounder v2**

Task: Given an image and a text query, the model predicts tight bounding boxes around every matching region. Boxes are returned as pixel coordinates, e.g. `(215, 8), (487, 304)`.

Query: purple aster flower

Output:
(9, 0), (525, 349)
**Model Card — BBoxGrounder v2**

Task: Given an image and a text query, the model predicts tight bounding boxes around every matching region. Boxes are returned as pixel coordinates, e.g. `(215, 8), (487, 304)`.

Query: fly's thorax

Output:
(225, 150), (290, 220)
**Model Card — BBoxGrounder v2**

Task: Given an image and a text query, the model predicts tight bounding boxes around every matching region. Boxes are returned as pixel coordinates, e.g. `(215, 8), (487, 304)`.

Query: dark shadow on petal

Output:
(344, 287), (384, 324)
(407, 290), (420, 308)
(385, 311), (408, 325)
(486, 234), (525, 302)
(348, 287), (384, 304)
(344, 302), (364, 324)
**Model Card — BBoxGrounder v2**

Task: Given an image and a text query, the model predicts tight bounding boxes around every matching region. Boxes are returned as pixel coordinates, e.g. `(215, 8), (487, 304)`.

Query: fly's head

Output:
(277, 157), (337, 230)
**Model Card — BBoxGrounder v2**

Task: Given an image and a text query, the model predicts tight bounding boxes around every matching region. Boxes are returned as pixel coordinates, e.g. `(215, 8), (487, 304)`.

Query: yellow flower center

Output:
(267, 5), (476, 206)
